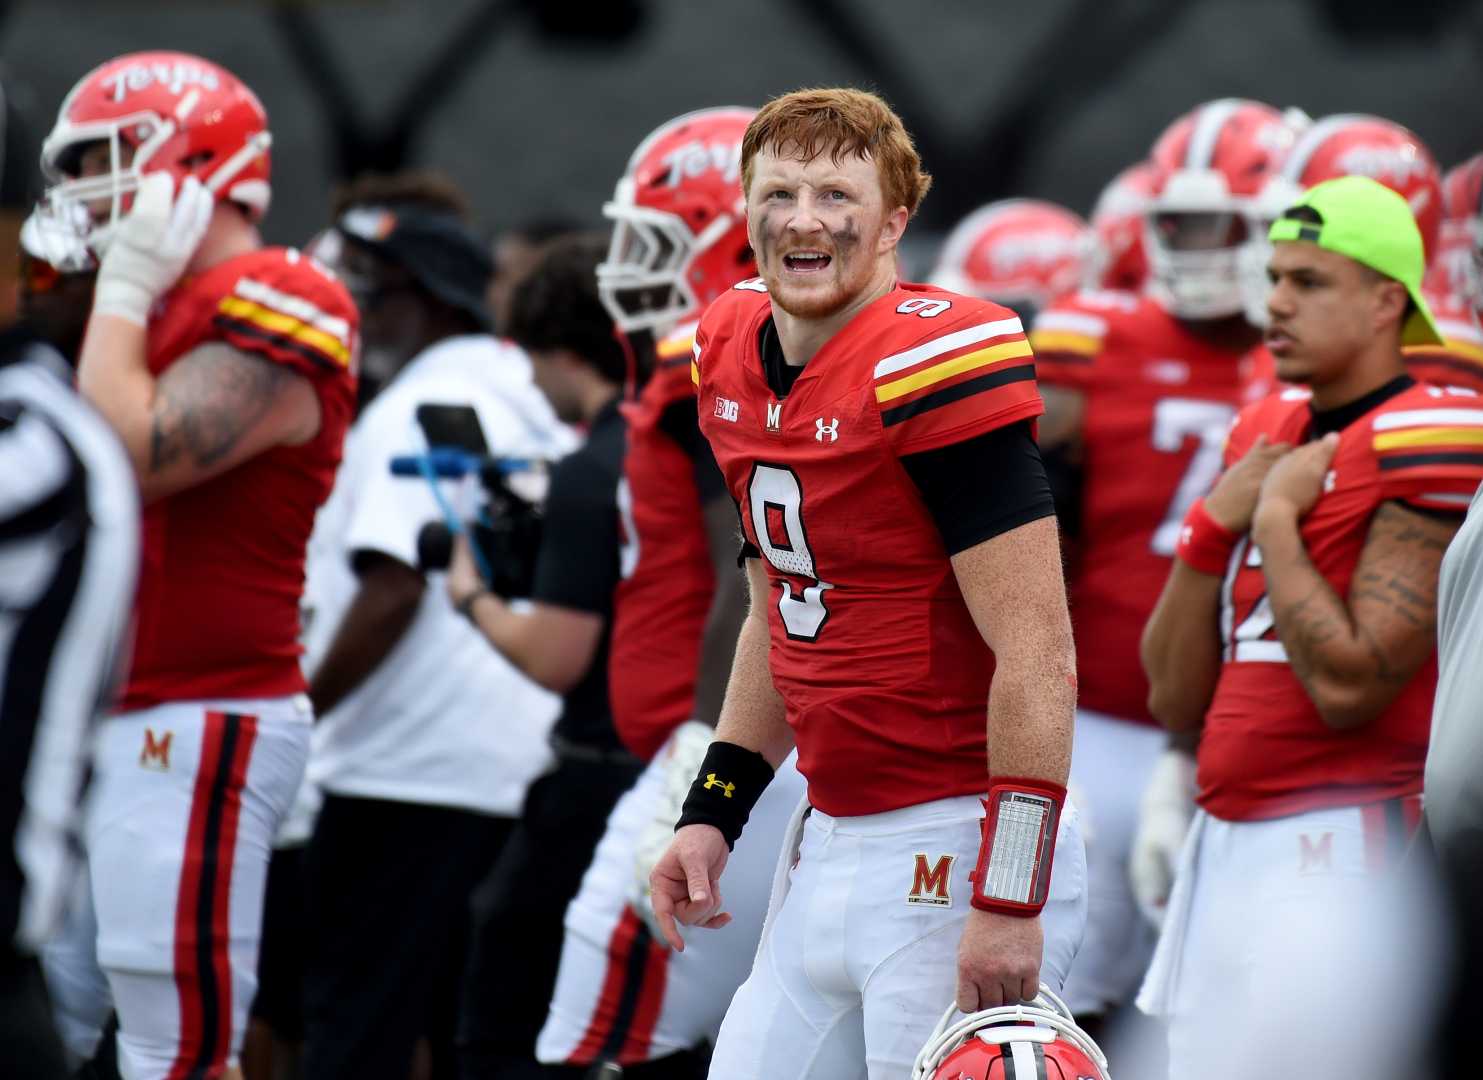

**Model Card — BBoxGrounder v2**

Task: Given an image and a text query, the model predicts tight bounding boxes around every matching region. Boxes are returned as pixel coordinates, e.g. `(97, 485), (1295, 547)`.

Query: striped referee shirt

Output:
(0, 330), (138, 954)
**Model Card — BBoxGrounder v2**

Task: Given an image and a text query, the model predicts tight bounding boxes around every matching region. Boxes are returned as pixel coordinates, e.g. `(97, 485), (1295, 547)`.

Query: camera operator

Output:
(445, 236), (640, 1078)
(298, 174), (571, 1080)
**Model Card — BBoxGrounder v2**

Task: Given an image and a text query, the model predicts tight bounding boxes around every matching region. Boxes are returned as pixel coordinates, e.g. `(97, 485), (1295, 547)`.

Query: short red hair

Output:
(740, 87), (933, 217)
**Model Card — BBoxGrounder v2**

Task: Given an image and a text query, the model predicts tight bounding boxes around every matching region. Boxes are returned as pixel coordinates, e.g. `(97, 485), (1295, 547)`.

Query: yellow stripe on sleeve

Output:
(874, 339), (1033, 404)
(1027, 330), (1100, 357)
(1405, 340), (1483, 366)
(690, 360), (700, 386)
(1373, 426), (1483, 451)
(217, 296), (352, 366)
(657, 333), (696, 360)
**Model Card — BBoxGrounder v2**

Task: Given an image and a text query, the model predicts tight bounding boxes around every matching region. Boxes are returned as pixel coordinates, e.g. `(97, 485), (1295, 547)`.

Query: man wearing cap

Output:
(297, 174), (571, 1080)
(1136, 176), (1483, 1075)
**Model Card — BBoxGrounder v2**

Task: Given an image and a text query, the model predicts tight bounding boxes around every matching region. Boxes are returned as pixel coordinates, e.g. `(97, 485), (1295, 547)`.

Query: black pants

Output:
(303, 795), (515, 1080)
(0, 949), (69, 1080)
(458, 758), (644, 1080)
(251, 844), (308, 1041)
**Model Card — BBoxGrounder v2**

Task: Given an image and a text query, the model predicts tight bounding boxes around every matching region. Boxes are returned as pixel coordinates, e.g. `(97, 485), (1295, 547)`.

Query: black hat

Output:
(336, 204), (494, 331)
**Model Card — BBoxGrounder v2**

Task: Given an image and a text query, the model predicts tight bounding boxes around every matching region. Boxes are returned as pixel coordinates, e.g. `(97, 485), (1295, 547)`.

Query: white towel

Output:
(1135, 807), (1208, 1018)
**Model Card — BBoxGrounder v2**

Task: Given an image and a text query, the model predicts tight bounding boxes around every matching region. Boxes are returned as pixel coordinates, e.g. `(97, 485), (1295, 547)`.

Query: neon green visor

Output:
(1268, 174), (1443, 347)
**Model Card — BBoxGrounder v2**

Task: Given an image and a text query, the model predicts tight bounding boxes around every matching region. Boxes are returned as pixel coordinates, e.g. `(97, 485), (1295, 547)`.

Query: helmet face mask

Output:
(597, 106), (755, 336)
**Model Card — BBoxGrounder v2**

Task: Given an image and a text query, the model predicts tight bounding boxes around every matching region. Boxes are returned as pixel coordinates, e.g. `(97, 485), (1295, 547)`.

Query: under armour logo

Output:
(1179, 525), (1193, 547)
(703, 773), (735, 798)
(815, 417), (839, 442)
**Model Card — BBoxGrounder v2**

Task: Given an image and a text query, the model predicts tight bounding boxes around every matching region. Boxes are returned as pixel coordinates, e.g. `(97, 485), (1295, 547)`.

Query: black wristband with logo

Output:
(675, 740), (776, 850)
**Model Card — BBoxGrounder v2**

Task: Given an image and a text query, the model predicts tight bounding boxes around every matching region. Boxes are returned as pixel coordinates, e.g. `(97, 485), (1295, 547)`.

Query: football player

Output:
(651, 87), (1088, 1079)
(35, 51), (357, 1080)
(1026, 98), (1298, 1025)
(534, 106), (809, 1078)
(1438, 152), (1482, 318)
(1236, 116), (1483, 400)
(927, 198), (1089, 324)
(1082, 161), (1158, 293)
(1138, 176), (1483, 1074)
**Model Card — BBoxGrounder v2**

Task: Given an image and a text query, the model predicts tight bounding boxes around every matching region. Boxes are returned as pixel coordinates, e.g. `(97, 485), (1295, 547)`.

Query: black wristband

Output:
(675, 741), (775, 850)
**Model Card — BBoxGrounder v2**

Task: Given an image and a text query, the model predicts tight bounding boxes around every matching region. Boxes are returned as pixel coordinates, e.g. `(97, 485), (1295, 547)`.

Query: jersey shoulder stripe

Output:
(210, 253), (358, 371)
(873, 317), (1028, 404)
(880, 363), (1036, 427)
(1028, 308), (1106, 359)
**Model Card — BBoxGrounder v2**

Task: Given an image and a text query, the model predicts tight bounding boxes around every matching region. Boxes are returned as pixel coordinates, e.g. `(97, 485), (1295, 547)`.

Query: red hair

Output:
(740, 88), (932, 217)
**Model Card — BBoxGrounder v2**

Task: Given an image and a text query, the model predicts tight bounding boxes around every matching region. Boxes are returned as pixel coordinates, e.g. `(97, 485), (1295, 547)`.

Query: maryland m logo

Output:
(139, 727), (173, 771)
(907, 853), (955, 907)
(1298, 831), (1334, 874)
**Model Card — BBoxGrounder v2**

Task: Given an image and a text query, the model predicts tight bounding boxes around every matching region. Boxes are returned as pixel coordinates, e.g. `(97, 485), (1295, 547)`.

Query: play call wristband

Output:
(969, 777), (1066, 917)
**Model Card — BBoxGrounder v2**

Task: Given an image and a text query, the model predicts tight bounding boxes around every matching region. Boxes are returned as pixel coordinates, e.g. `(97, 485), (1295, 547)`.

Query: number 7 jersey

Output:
(693, 279), (1044, 817)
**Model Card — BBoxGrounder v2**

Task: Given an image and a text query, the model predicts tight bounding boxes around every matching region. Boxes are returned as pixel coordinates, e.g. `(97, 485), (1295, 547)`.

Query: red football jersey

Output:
(694, 279), (1043, 817)
(1241, 296), (1483, 402)
(1029, 290), (1247, 724)
(1199, 382), (1483, 821)
(609, 324), (716, 760)
(120, 247), (358, 710)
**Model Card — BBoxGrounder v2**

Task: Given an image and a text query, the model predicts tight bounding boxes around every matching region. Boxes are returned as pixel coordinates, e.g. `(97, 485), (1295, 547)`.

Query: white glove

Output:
(92, 173), (214, 327)
(1129, 748), (1197, 929)
(632, 720), (714, 937)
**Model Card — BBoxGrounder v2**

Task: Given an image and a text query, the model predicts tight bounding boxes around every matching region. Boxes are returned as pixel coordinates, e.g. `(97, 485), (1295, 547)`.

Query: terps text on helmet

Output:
(101, 61), (221, 103)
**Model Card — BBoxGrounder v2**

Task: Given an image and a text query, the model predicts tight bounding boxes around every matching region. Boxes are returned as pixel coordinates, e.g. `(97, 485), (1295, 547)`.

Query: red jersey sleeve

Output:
(874, 296), (1042, 456)
(1370, 398), (1483, 513)
(211, 250), (360, 382)
(1027, 296), (1111, 392)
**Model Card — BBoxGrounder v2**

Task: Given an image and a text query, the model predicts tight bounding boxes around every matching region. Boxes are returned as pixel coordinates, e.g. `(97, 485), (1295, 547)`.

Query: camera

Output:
(390, 403), (550, 599)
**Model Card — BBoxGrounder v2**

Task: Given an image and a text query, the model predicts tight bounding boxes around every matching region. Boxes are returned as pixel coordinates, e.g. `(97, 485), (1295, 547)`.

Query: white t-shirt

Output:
(304, 335), (575, 816)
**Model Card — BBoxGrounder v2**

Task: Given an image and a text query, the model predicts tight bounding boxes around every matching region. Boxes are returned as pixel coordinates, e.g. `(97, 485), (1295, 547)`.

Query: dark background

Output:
(2, 0), (1480, 269)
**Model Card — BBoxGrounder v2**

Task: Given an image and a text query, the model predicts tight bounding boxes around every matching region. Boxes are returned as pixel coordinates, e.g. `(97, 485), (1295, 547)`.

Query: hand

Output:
(956, 908), (1042, 1011)
(632, 722), (714, 938)
(445, 530), (484, 608)
(648, 823), (732, 951)
(1203, 434), (1295, 533)
(92, 173), (214, 327)
(1129, 748), (1196, 927)
(1255, 432), (1341, 523)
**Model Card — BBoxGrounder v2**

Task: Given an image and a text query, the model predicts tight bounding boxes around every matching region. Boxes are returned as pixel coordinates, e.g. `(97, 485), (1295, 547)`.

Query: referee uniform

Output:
(0, 328), (138, 1076)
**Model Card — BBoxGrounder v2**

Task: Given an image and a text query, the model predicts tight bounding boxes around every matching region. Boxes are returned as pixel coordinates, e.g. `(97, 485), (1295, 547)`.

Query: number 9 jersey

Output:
(1201, 381), (1483, 822)
(693, 279), (1044, 818)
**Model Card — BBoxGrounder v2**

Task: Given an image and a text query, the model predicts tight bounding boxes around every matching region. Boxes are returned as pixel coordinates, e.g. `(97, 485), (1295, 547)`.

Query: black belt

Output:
(547, 733), (642, 769)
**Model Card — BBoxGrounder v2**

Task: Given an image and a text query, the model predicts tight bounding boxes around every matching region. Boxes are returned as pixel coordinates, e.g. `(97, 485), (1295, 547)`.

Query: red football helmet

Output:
(929, 199), (1088, 318)
(1438, 153), (1483, 312)
(912, 987), (1110, 1080)
(1239, 114), (1443, 324)
(598, 106), (756, 334)
(40, 51), (271, 251)
(1144, 98), (1303, 319)
(1083, 161), (1158, 292)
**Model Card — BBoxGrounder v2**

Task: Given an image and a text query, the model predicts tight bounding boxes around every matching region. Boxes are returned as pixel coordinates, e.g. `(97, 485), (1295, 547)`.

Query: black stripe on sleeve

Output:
(1378, 451), (1483, 471)
(879, 364), (1036, 428)
(212, 314), (341, 372)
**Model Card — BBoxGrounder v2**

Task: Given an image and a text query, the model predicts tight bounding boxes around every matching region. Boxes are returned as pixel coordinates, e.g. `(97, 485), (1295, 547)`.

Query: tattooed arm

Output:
(78, 315), (320, 503)
(1250, 499), (1459, 730)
